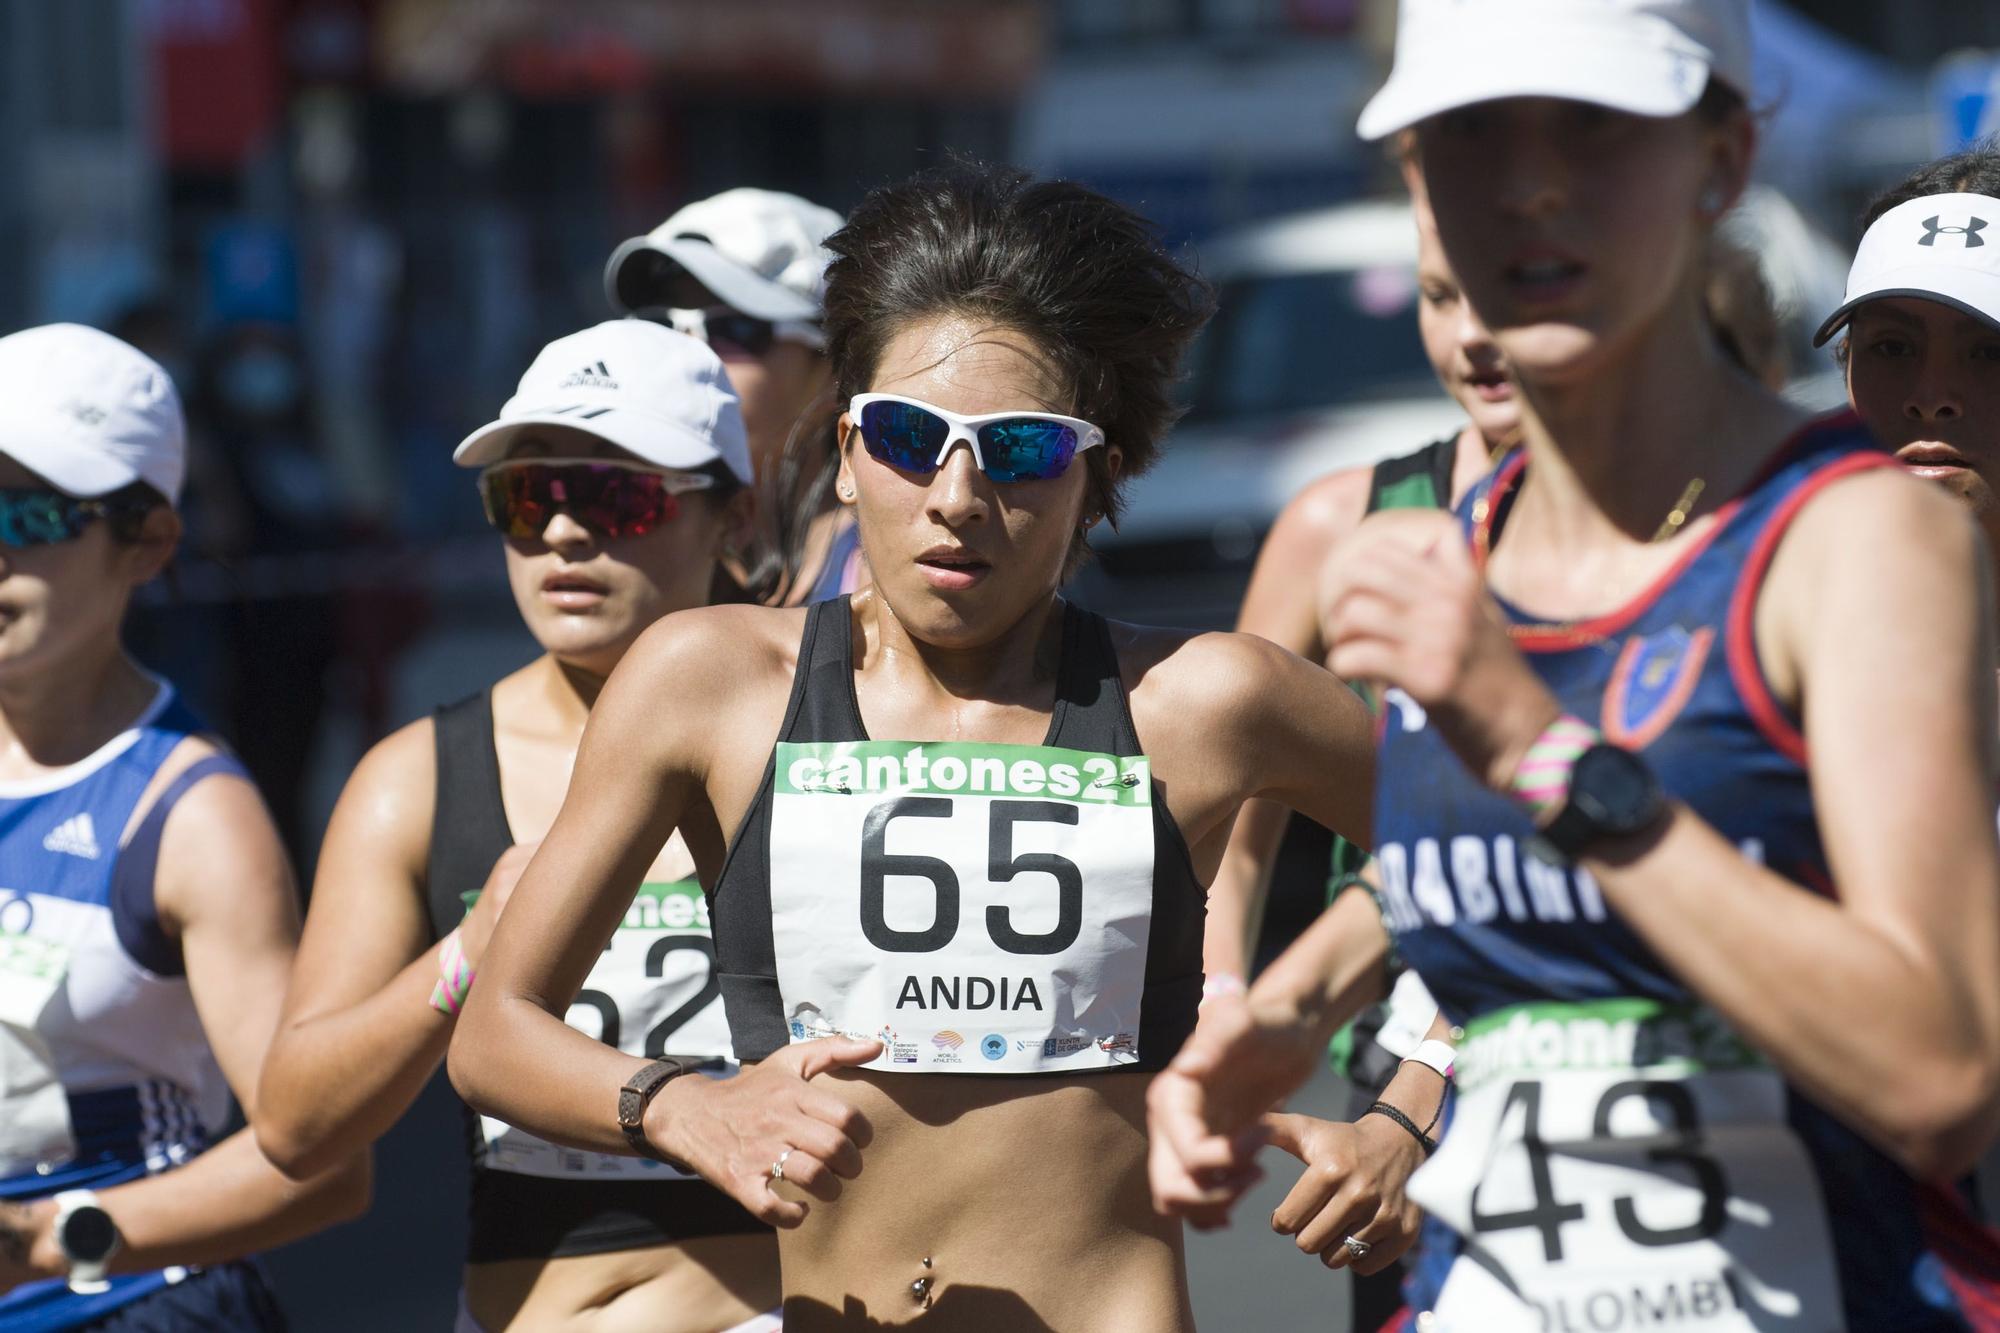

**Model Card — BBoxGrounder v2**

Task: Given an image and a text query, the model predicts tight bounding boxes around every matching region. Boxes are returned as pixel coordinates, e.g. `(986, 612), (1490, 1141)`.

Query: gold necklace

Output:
(1650, 476), (1707, 543)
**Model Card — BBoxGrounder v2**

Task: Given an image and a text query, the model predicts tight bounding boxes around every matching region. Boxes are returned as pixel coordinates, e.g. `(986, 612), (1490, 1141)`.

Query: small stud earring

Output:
(1699, 186), (1725, 215)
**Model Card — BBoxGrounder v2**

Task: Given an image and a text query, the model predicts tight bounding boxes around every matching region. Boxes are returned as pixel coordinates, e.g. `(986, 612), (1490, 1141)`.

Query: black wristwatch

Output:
(53, 1190), (120, 1294)
(1527, 742), (1667, 864)
(618, 1057), (693, 1165)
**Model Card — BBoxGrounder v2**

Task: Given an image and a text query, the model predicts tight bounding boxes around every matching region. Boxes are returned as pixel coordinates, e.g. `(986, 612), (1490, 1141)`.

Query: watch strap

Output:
(618, 1057), (690, 1164)
(52, 1189), (119, 1294)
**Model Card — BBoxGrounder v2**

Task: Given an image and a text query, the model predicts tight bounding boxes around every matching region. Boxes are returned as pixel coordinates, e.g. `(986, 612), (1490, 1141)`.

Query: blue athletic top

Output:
(0, 684), (249, 1332)
(1375, 415), (2000, 1329)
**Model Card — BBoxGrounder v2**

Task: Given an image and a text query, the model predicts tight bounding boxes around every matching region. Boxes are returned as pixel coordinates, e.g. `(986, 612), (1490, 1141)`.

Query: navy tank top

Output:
(1376, 415), (2000, 1329)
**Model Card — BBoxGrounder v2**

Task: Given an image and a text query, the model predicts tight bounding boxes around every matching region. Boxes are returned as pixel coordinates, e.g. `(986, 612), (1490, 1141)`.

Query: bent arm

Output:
(20, 766), (370, 1276)
(1208, 485), (1356, 977)
(255, 725), (455, 1179)
(1594, 476), (2000, 1179)
(449, 632), (698, 1154)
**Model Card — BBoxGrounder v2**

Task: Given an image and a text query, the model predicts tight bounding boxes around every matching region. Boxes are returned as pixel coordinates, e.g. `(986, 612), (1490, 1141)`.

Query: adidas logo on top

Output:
(556, 360), (619, 391)
(43, 813), (100, 860)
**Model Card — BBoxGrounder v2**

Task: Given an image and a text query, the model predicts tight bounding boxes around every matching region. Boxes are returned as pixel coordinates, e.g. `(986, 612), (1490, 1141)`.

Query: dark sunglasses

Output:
(478, 460), (715, 540)
(0, 488), (143, 548)
(662, 305), (824, 358)
(847, 393), (1107, 485)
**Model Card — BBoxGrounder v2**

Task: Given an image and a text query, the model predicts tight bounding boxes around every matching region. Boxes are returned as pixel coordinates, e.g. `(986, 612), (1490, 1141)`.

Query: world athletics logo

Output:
(931, 1030), (965, 1051)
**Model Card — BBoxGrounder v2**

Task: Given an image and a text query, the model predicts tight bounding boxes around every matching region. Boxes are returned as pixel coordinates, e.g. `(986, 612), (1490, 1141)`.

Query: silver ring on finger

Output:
(771, 1149), (793, 1183)
(1342, 1234), (1372, 1260)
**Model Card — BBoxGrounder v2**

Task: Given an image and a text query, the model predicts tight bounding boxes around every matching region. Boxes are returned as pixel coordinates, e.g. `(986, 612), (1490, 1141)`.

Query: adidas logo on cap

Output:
(43, 813), (100, 860)
(556, 360), (619, 391)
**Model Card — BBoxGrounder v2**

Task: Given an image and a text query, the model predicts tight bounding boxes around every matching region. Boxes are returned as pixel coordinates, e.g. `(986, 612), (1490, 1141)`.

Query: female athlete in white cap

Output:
(608, 188), (866, 605)
(257, 322), (781, 1332)
(450, 162), (1379, 1331)
(0, 324), (367, 1331)
(1152, 2), (2000, 1329)
(1817, 143), (2000, 569)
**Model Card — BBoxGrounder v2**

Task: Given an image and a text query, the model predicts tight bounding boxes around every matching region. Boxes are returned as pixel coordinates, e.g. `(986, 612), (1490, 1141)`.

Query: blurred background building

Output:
(3, 1), (1999, 1326)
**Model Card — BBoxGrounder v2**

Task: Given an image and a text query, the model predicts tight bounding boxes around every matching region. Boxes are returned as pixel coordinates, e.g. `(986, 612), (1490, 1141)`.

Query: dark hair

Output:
(1859, 137), (2000, 233)
(820, 161), (1212, 547)
(101, 480), (171, 544)
(1833, 138), (2000, 367)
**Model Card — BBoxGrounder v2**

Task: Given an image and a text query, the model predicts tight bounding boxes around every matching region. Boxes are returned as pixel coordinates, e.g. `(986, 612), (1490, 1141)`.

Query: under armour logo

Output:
(1919, 215), (1988, 248)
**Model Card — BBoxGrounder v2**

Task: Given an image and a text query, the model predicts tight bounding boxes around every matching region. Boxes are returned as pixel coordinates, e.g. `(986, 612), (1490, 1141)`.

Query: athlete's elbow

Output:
(445, 1005), (504, 1115)
(254, 1101), (335, 1182)
(1877, 1054), (2000, 1181)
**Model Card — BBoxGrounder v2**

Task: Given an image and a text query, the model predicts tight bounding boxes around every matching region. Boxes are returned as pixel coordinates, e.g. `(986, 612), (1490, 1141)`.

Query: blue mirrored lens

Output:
(977, 419), (1078, 483)
(859, 401), (950, 473)
(0, 490), (88, 547)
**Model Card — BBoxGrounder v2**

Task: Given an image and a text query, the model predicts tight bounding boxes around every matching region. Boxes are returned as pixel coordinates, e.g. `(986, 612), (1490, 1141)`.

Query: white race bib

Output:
(0, 890), (81, 1175)
(768, 740), (1155, 1073)
(478, 879), (728, 1181)
(1414, 1000), (1845, 1332)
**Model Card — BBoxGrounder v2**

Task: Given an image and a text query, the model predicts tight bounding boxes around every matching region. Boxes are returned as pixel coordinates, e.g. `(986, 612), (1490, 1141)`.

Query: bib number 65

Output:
(859, 797), (1083, 956)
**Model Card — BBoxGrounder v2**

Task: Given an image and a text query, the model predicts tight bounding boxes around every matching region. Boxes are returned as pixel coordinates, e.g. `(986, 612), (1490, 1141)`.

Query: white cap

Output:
(1814, 193), (2000, 347)
(1357, 0), (1753, 142)
(453, 320), (753, 485)
(604, 187), (844, 323)
(0, 324), (186, 503)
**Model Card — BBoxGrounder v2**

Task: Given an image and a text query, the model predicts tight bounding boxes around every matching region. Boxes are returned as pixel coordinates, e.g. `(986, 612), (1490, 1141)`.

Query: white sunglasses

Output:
(846, 392), (1106, 484)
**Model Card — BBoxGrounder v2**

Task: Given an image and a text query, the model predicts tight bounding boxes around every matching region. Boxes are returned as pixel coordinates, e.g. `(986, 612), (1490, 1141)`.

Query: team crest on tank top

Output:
(1373, 416), (2000, 1332)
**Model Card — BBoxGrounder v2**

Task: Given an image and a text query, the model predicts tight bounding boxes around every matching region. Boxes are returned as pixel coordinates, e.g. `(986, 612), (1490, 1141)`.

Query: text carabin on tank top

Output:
(767, 740), (1155, 1073)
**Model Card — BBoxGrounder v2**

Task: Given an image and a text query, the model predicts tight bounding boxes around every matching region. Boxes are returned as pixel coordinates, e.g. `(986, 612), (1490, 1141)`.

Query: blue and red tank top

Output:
(1374, 415), (2000, 1330)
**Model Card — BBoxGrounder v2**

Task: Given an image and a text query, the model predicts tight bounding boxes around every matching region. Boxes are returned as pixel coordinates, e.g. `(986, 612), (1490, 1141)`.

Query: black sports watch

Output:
(1527, 742), (1667, 864)
(52, 1190), (120, 1293)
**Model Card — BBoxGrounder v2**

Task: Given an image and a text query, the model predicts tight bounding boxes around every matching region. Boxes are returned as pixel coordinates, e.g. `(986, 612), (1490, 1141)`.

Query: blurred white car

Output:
(1078, 190), (1849, 628)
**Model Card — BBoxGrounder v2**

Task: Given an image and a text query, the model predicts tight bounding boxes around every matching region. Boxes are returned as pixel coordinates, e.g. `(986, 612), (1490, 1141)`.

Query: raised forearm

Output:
(1205, 798), (1290, 977)
(21, 1130), (370, 1279)
(451, 990), (648, 1157)
(1595, 808), (2000, 1176)
(1247, 886), (1392, 1048)
(257, 941), (455, 1179)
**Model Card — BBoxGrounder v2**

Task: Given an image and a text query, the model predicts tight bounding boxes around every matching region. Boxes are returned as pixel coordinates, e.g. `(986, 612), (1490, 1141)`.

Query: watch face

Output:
(1572, 744), (1661, 832)
(60, 1206), (118, 1264)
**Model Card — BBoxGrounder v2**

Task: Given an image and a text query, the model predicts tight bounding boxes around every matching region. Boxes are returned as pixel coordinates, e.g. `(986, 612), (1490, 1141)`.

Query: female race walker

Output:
(1816, 142), (2000, 570)
(0, 324), (367, 1330)
(1152, 2), (2000, 1330)
(256, 322), (779, 1332)
(449, 162), (1378, 1332)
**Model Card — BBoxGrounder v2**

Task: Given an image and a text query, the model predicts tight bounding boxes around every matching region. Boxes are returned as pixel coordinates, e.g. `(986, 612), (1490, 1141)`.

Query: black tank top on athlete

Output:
(710, 596), (1206, 1072)
(426, 692), (765, 1262)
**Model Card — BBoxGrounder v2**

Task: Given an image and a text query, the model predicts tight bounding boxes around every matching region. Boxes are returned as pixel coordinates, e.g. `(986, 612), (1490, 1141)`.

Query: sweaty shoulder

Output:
(1264, 467), (1376, 564)
(615, 602), (807, 706)
(1111, 621), (1310, 739)
(317, 714), (439, 876)
(1758, 461), (1979, 701)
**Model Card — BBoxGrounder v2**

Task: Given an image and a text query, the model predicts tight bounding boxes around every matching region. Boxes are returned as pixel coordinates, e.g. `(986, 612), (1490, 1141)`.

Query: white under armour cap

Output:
(1357, 0), (1753, 142)
(1813, 193), (2000, 347)
(603, 188), (843, 324)
(0, 323), (186, 503)
(453, 320), (753, 485)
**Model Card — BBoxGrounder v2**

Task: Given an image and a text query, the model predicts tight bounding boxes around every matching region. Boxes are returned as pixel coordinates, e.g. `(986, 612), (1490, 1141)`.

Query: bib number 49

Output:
(859, 798), (1083, 955)
(1470, 1079), (1730, 1262)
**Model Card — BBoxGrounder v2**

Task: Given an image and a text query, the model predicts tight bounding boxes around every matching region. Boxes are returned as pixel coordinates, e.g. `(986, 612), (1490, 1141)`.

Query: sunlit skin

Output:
(256, 425), (776, 1333)
(0, 452), (370, 1294)
(1845, 297), (2000, 561)
(498, 425), (751, 679)
(833, 315), (1116, 652)
(1152, 87), (2000, 1255)
(448, 295), (1379, 1329)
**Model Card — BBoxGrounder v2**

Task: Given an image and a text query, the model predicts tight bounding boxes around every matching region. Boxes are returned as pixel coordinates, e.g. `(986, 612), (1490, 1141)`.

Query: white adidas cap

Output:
(453, 320), (753, 485)
(0, 323), (186, 502)
(1813, 193), (2000, 347)
(604, 187), (843, 324)
(1357, 0), (1753, 142)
